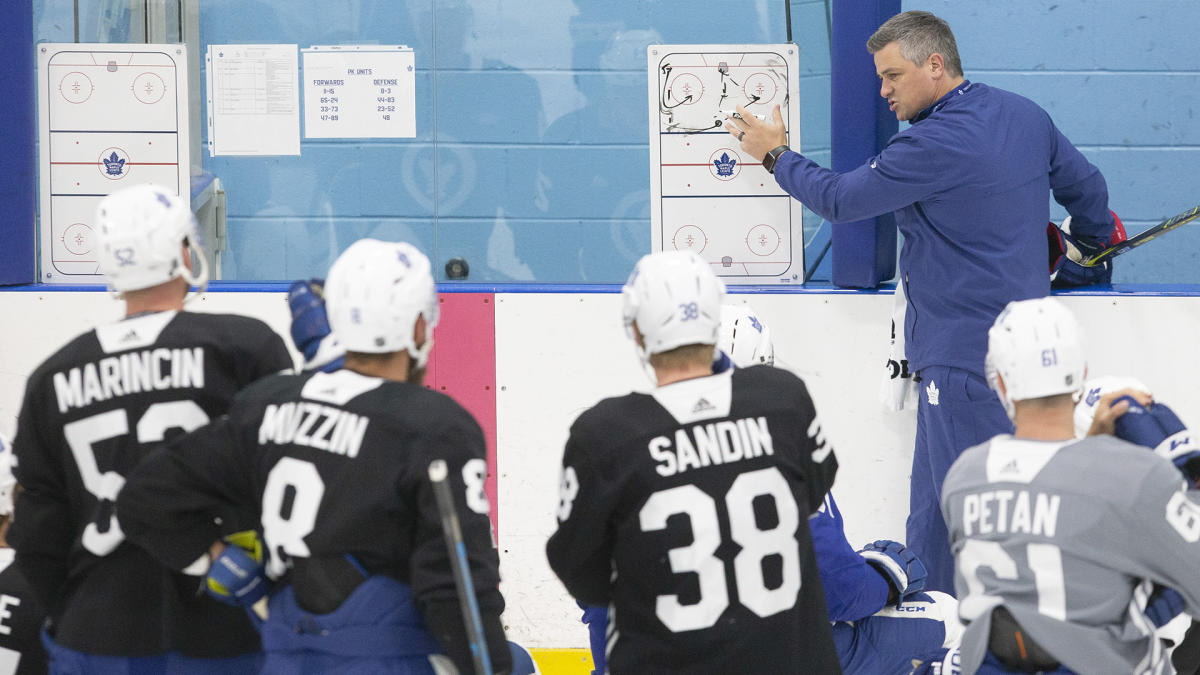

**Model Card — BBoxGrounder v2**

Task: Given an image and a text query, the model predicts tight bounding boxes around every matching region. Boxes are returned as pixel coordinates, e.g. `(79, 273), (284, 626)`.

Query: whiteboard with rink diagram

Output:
(647, 44), (803, 284)
(38, 43), (190, 283)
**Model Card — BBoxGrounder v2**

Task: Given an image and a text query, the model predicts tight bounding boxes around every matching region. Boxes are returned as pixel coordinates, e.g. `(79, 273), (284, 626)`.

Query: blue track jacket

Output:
(775, 81), (1113, 376)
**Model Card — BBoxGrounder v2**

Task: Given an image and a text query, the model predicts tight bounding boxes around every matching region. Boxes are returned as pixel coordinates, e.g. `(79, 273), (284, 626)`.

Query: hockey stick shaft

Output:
(1082, 205), (1200, 267)
(428, 459), (494, 675)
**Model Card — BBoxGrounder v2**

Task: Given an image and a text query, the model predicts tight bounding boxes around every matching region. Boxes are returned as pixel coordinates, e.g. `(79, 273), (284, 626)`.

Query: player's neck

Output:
(122, 280), (186, 316)
(1012, 406), (1076, 442)
(653, 362), (715, 387)
(344, 351), (415, 384)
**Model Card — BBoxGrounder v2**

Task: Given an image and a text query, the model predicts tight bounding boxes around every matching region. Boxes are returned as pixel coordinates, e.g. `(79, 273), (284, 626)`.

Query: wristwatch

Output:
(762, 145), (789, 174)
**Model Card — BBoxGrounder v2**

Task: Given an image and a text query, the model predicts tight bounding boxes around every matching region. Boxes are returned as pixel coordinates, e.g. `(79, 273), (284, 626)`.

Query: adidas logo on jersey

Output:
(692, 398), (715, 413)
(1000, 458), (1019, 473)
(119, 329), (140, 343)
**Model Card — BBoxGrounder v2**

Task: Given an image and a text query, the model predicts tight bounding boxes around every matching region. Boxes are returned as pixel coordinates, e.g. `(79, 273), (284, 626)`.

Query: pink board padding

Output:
(425, 293), (499, 533)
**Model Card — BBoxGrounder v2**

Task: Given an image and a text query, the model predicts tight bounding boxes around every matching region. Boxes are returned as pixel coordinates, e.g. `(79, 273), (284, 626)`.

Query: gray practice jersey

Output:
(942, 434), (1200, 675)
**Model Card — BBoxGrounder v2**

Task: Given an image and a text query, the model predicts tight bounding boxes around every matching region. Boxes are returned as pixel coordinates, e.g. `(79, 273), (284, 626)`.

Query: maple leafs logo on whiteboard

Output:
(713, 152), (737, 177)
(102, 151), (126, 176)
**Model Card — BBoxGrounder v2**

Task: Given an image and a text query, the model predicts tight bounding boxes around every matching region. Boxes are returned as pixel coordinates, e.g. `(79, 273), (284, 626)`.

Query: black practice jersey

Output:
(9, 310), (292, 656)
(0, 550), (47, 674)
(547, 366), (842, 674)
(116, 368), (509, 674)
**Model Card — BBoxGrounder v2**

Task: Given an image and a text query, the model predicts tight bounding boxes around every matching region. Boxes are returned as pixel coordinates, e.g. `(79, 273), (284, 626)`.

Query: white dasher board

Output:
(38, 43), (190, 283)
(647, 44), (802, 284)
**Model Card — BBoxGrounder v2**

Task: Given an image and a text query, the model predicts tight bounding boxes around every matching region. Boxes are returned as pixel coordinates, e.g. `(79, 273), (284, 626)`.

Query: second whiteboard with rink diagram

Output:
(647, 44), (803, 283)
(37, 43), (190, 283)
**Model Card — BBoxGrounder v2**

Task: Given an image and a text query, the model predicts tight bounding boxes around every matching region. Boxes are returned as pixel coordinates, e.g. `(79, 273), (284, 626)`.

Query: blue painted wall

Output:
(1, 1), (36, 284)
(922, 1), (1200, 284)
(189, 0), (832, 283)
(24, 1), (1200, 284)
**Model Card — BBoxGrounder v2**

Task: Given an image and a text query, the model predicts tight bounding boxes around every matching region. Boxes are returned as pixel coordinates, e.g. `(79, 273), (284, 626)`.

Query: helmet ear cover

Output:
(621, 251), (725, 364)
(324, 239), (439, 369)
(985, 298), (1086, 420)
(94, 184), (208, 294)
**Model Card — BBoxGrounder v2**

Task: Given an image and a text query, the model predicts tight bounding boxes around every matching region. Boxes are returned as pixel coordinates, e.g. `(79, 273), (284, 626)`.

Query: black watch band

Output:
(762, 145), (789, 174)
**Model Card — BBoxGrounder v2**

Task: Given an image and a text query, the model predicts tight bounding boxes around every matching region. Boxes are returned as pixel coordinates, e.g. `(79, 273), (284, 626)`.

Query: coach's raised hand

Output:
(724, 104), (786, 162)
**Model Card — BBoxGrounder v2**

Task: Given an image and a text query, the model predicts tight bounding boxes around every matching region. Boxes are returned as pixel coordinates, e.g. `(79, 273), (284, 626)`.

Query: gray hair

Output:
(867, 10), (963, 78)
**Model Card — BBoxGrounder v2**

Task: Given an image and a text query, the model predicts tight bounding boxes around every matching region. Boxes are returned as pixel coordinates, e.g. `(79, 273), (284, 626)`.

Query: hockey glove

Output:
(1113, 396), (1200, 485)
(287, 278), (346, 372)
(1146, 584), (1186, 629)
(858, 539), (927, 606)
(712, 350), (734, 374)
(1048, 211), (1126, 288)
(578, 603), (607, 675)
(205, 531), (269, 607)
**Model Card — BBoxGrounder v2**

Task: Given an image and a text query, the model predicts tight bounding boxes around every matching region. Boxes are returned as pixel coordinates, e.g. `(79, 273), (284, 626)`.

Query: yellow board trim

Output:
(529, 648), (594, 675)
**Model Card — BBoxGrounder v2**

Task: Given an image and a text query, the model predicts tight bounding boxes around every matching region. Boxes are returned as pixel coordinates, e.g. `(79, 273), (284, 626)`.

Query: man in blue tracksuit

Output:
(726, 10), (1116, 592)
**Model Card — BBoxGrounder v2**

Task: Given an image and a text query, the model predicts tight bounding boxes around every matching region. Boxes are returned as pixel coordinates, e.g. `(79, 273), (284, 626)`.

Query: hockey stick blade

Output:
(1082, 205), (1200, 267)
(428, 459), (494, 675)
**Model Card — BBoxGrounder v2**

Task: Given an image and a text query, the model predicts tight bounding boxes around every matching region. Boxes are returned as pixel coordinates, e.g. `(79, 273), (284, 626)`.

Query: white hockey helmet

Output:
(985, 297), (1086, 419)
(0, 433), (14, 517)
(94, 184), (208, 293)
(718, 304), (774, 367)
(1073, 375), (1152, 438)
(621, 251), (725, 361)
(324, 239), (439, 368)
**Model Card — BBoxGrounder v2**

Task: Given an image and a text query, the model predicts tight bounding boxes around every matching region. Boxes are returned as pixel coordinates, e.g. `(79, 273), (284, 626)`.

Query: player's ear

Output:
(995, 372), (1008, 399)
(631, 321), (646, 349)
(412, 314), (427, 349)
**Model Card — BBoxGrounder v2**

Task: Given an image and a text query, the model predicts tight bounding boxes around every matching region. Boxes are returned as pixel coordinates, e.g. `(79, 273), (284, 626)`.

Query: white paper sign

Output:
(301, 45), (416, 138)
(206, 44), (300, 155)
(37, 43), (190, 283)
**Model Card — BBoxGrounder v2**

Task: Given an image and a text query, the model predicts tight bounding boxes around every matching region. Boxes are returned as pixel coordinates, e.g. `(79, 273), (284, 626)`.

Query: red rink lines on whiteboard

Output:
(699, 53), (748, 66)
(87, 53), (135, 66)
(52, 64), (174, 67)
(50, 162), (178, 166)
(49, 130), (178, 133)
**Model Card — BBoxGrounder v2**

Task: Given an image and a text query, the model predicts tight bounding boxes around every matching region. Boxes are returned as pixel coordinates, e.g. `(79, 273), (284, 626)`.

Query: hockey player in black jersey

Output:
(546, 251), (842, 673)
(117, 239), (516, 674)
(0, 433), (48, 674)
(8, 184), (293, 672)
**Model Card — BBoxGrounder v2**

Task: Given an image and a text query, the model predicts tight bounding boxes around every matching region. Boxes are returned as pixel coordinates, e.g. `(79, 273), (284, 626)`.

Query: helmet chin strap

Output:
(181, 242), (210, 305)
(999, 393), (1016, 422)
(631, 342), (661, 388)
(410, 320), (436, 370)
(627, 321), (662, 387)
(986, 362), (1017, 422)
